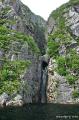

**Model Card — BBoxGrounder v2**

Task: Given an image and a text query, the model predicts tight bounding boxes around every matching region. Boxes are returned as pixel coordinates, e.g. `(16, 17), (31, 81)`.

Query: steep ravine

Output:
(1, 0), (79, 106)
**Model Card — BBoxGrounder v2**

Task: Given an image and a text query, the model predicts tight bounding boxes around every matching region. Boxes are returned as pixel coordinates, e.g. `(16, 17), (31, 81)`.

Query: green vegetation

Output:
(70, 0), (79, 5)
(54, 50), (79, 84)
(0, 3), (40, 95)
(56, 56), (67, 76)
(0, 25), (39, 94)
(0, 25), (35, 95)
(0, 26), (40, 54)
(0, 80), (20, 95)
(47, 0), (79, 86)
(56, 50), (79, 84)
(0, 5), (40, 54)
(14, 31), (40, 54)
(1, 6), (11, 15)
(72, 90), (79, 98)
(47, 29), (79, 85)
(66, 75), (77, 85)
(0, 60), (31, 94)
(66, 50), (79, 73)
(47, 30), (73, 58)
(50, 2), (70, 30)
(0, 19), (16, 26)
(47, 36), (59, 58)
(0, 60), (31, 81)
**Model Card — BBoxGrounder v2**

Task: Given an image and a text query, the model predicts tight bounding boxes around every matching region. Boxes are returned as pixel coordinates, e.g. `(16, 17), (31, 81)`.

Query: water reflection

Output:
(0, 104), (79, 120)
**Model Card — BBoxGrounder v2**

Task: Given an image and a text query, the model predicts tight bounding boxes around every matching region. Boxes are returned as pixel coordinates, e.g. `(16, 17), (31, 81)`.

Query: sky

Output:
(21, 0), (69, 20)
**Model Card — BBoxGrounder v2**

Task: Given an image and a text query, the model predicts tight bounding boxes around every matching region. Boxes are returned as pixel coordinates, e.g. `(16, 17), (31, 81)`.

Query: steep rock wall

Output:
(0, 0), (46, 103)
(47, 0), (79, 103)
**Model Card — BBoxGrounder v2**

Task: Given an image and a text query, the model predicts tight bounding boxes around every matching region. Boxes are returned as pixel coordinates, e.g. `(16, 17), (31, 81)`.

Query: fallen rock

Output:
(14, 94), (23, 101)
(0, 93), (9, 107)
(0, 93), (9, 102)
(6, 100), (24, 107)
(0, 99), (6, 107)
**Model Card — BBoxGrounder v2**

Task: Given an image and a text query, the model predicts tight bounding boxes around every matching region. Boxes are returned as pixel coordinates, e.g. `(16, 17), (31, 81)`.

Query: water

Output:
(0, 104), (79, 120)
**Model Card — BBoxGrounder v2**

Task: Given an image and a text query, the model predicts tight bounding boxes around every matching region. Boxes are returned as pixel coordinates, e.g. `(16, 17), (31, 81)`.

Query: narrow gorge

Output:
(0, 0), (79, 106)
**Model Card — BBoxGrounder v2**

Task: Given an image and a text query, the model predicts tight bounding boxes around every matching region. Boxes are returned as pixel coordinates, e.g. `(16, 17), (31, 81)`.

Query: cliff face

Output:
(47, 0), (79, 103)
(1, 0), (46, 54)
(1, 0), (79, 105)
(0, 0), (47, 104)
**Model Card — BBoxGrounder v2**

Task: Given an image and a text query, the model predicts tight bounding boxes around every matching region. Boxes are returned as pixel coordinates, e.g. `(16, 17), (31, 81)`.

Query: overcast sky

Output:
(21, 0), (69, 20)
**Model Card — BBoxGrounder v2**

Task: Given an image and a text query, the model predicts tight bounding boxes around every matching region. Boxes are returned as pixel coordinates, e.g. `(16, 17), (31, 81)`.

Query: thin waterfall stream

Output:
(39, 56), (49, 103)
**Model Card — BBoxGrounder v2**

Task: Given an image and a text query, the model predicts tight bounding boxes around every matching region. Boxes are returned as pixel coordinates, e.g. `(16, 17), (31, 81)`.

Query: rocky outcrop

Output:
(6, 94), (24, 107)
(0, 93), (9, 105)
(47, 58), (79, 104)
(65, 6), (79, 36)
(47, 59), (58, 103)
(6, 100), (24, 107)
(0, 93), (24, 107)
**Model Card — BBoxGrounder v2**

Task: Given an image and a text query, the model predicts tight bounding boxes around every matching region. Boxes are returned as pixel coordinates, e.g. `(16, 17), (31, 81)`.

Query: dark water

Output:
(0, 104), (79, 120)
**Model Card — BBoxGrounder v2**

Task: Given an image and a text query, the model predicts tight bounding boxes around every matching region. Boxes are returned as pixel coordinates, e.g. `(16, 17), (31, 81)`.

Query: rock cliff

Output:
(1, 0), (46, 53)
(0, 0), (47, 104)
(47, 0), (79, 103)
(1, 0), (79, 105)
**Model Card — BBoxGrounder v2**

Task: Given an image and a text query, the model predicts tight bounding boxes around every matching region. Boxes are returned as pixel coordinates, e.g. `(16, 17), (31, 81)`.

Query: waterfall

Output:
(38, 55), (49, 103)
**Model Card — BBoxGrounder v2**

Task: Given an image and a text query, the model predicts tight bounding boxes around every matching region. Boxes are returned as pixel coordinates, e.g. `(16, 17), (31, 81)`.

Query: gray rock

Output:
(76, 47), (79, 54)
(6, 100), (24, 107)
(0, 0), (46, 104)
(14, 94), (23, 101)
(47, 17), (56, 34)
(65, 7), (79, 37)
(0, 93), (9, 102)
(41, 54), (50, 65)
(74, 5), (79, 13)
(59, 45), (66, 56)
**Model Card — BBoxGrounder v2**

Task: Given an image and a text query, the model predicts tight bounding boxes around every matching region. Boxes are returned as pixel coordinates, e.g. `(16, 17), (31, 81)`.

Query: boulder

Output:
(0, 93), (9, 107)
(0, 93), (9, 102)
(6, 100), (24, 107)
(14, 94), (23, 101)
(42, 54), (50, 64)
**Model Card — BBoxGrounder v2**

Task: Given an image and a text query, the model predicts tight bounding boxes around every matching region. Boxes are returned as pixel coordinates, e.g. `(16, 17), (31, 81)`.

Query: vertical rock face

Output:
(47, 59), (74, 103)
(1, 0), (46, 53)
(16, 0), (46, 54)
(0, 0), (47, 103)
(47, 17), (57, 35)
(47, 0), (79, 104)
(2, 0), (79, 104)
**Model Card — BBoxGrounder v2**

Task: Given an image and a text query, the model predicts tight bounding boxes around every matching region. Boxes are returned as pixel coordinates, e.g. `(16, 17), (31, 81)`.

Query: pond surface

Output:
(0, 104), (79, 120)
